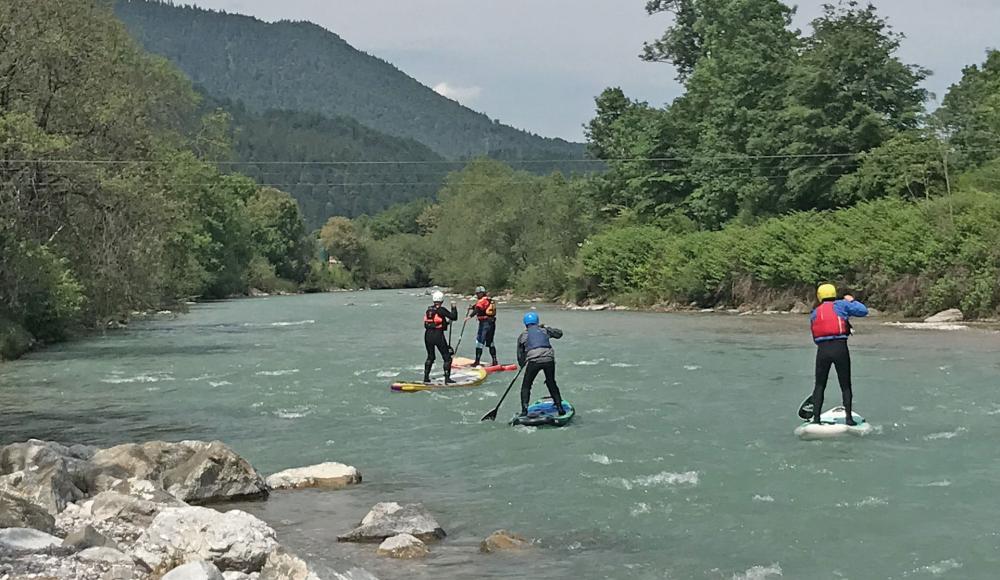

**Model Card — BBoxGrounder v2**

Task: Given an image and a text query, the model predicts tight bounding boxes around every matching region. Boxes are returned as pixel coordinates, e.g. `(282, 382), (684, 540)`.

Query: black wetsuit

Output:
(812, 339), (853, 423)
(424, 304), (458, 382)
(516, 325), (565, 414)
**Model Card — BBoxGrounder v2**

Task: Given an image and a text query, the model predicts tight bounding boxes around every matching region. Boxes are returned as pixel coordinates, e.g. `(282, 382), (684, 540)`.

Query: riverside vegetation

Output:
(331, 2), (1000, 320)
(5, 0), (1000, 361)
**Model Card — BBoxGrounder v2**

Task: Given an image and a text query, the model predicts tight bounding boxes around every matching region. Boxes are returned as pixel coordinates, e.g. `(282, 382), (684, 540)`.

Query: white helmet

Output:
(432, 291), (445, 303)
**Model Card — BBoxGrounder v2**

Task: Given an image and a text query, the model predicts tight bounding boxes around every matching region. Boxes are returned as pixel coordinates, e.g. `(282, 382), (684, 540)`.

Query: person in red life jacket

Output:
(468, 285), (499, 367)
(809, 283), (869, 425)
(424, 290), (458, 384)
(516, 311), (565, 417)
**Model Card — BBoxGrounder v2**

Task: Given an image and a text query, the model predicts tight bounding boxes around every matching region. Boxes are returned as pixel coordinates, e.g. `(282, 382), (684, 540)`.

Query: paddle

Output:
(450, 316), (471, 357)
(480, 366), (524, 422)
(798, 394), (815, 421)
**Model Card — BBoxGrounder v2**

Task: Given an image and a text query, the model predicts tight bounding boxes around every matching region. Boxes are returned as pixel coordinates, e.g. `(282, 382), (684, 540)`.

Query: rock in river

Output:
(376, 534), (428, 559)
(265, 462), (361, 491)
(338, 502), (445, 543)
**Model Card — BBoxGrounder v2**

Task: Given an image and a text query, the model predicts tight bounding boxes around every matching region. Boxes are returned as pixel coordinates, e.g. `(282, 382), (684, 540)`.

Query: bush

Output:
(301, 261), (355, 292)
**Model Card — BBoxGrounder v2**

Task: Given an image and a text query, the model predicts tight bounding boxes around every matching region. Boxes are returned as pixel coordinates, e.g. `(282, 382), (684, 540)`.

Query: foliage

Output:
(319, 217), (366, 271)
(936, 50), (1000, 168)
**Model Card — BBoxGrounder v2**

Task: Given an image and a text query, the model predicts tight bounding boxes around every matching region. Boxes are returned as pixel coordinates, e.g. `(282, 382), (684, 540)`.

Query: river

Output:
(1, 291), (998, 579)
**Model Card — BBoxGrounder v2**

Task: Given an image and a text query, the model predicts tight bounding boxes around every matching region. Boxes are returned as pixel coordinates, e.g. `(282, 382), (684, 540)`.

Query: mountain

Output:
(212, 97), (448, 227)
(114, 0), (587, 161)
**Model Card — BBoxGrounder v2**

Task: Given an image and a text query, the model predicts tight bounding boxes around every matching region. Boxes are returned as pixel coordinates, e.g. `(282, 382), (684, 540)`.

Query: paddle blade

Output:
(798, 395), (815, 420)
(480, 407), (499, 422)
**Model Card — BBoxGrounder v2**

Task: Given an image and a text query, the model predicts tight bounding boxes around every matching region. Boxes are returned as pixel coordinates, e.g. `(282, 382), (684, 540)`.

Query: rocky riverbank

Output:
(0, 439), (530, 580)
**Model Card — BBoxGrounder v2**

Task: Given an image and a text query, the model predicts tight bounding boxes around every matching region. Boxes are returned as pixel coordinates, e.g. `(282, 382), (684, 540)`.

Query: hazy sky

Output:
(187, 0), (999, 141)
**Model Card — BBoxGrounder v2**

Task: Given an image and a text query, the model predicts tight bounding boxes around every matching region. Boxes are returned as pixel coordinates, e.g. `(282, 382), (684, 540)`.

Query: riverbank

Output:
(0, 438), (526, 580)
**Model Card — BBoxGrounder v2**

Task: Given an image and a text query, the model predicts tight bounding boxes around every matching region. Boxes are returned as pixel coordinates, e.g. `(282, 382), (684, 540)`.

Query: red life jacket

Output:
(424, 306), (444, 330)
(811, 301), (848, 341)
(474, 296), (495, 321)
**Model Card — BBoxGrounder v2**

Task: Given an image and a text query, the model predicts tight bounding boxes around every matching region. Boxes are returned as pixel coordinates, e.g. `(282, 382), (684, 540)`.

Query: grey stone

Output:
(480, 529), (532, 553)
(0, 527), (62, 551)
(132, 506), (278, 573)
(76, 546), (134, 565)
(162, 560), (225, 580)
(337, 502), (445, 543)
(265, 462), (361, 491)
(259, 548), (320, 580)
(62, 524), (120, 551)
(376, 534), (428, 559)
(925, 308), (964, 323)
(0, 490), (56, 533)
(90, 441), (268, 504)
(0, 440), (91, 514)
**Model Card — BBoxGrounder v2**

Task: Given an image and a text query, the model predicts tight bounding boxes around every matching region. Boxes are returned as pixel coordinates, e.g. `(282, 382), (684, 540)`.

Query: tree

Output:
(320, 217), (365, 271)
(246, 187), (313, 282)
(937, 50), (1000, 167)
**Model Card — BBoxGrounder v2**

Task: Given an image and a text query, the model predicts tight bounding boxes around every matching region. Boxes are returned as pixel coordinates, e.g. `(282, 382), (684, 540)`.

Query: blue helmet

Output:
(523, 311), (539, 326)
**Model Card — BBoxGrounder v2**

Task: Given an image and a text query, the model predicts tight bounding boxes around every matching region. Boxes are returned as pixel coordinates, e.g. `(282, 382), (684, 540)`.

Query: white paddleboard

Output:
(794, 406), (873, 440)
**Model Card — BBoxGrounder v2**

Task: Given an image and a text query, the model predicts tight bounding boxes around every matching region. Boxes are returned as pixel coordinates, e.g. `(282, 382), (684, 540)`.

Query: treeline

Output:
(0, 1), (342, 359)
(332, 1), (1000, 318)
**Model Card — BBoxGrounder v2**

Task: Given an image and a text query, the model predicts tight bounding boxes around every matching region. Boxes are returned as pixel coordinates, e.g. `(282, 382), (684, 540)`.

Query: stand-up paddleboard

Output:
(391, 367), (487, 393)
(795, 399), (873, 440)
(510, 398), (575, 428)
(452, 356), (518, 374)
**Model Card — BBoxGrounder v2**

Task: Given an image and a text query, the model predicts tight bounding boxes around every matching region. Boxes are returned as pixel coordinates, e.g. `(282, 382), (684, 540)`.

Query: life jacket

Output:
(524, 326), (552, 351)
(424, 306), (445, 331)
(811, 301), (849, 342)
(475, 296), (496, 321)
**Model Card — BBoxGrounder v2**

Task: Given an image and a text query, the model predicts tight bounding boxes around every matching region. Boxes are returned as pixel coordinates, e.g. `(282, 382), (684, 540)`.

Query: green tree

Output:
(937, 50), (1000, 167)
(320, 216), (365, 271)
(246, 187), (313, 282)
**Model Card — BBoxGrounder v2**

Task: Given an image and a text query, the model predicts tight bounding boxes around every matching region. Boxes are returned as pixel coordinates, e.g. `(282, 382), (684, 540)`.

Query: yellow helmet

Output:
(816, 283), (837, 301)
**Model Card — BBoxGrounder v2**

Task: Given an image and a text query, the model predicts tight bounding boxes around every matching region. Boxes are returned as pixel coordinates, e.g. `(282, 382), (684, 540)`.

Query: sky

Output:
(187, 0), (999, 142)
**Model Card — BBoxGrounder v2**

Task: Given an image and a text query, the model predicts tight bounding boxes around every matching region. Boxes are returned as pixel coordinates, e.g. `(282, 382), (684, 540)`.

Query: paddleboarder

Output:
(809, 283), (869, 425)
(468, 285), (499, 367)
(424, 291), (458, 384)
(516, 312), (565, 417)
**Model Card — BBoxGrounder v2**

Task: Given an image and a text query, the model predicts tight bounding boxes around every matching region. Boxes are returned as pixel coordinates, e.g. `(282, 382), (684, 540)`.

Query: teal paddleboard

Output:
(511, 398), (575, 427)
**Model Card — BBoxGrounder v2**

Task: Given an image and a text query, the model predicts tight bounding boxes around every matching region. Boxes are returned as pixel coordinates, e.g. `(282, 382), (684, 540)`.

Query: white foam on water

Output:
(902, 406), (917, 412)
(612, 470), (699, 490)
(101, 373), (174, 384)
(270, 320), (315, 327)
(274, 405), (314, 419)
(752, 494), (775, 503)
(683, 365), (701, 371)
(325, 440), (336, 446)
(588, 453), (614, 465)
(906, 559), (963, 577)
(574, 359), (602, 366)
(630, 502), (651, 516)
(251, 401), (264, 408)
(732, 563), (782, 580)
(924, 427), (967, 441)
(611, 362), (636, 368)
(478, 390), (498, 398)
(332, 568), (380, 580)
(255, 369), (300, 376)
(145, 387), (160, 392)
(208, 380), (231, 388)
(838, 496), (888, 508)
(365, 405), (390, 415)
(376, 371), (399, 378)
(918, 480), (952, 487)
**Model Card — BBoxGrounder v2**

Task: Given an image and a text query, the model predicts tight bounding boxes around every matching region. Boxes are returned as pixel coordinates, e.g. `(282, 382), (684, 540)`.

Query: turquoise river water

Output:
(2, 291), (999, 579)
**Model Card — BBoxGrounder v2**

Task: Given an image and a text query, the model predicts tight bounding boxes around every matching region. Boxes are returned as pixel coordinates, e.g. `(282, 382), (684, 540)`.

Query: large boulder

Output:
(265, 462), (361, 491)
(76, 546), (134, 565)
(480, 530), (532, 553)
(0, 491), (57, 533)
(90, 486), (186, 527)
(132, 506), (278, 573)
(90, 441), (268, 504)
(337, 502), (445, 543)
(259, 548), (321, 580)
(0, 527), (62, 551)
(163, 560), (226, 580)
(62, 524), (120, 551)
(376, 534), (428, 559)
(0, 440), (92, 514)
(925, 309), (964, 323)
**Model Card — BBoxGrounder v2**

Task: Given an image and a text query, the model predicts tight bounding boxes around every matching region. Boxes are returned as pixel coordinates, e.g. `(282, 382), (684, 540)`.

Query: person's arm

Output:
(841, 296), (869, 318)
(442, 304), (459, 320)
(543, 326), (563, 339)
(516, 334), (527, 367)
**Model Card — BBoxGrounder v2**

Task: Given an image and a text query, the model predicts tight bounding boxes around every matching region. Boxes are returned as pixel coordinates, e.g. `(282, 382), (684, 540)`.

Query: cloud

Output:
(432, 82), (482, 104)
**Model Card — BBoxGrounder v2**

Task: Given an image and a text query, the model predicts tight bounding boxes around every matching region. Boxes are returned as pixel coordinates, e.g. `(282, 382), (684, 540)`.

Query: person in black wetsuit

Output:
(424, 290), (458, 384)
(809, 283), (869, 425)
(515, 311), (565, 416)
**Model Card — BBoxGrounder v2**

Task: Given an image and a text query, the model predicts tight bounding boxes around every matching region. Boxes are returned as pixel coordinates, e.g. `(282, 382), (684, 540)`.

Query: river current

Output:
(2, 291), (998, 579)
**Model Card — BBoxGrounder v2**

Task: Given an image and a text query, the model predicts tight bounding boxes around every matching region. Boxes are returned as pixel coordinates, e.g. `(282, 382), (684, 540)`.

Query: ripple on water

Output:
(752, 494), (775, 503)
(101, 373), (174, 384)
(588, 453), (614, 465)
(273, 405), (314, 419)
(905, 559), (963, 577)
(256, 369), (299, 376)
(732, 563), (782, 580)
(574, 359), (603, 366)
(924, 427), (967, 441)
(609, 470), (699, 490)
(683, 365), (701, 371)
(375, 371), (399, 378)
